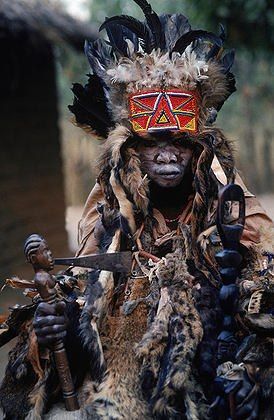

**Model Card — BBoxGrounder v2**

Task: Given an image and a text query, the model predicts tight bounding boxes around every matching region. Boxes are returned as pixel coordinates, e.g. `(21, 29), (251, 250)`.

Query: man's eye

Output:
(143, 140), (156, 147)
(174, 138), (184, 145)
(174, 138), (192, 148)
(173, 139), (182, 146)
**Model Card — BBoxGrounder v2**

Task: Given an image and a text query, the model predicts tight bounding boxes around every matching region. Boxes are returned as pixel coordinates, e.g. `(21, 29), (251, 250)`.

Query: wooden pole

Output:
(34, 271), (79, 411)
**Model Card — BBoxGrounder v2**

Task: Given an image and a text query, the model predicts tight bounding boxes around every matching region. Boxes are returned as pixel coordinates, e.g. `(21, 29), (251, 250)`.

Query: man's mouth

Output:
(155, 165), (182, 179)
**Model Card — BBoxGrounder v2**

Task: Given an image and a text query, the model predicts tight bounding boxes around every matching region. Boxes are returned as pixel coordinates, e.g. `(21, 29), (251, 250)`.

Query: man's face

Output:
(136, 137), (194, 188)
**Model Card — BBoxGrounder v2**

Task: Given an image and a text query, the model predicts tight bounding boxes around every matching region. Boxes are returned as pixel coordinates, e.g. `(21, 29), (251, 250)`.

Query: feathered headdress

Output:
(69, 0), (236, 139)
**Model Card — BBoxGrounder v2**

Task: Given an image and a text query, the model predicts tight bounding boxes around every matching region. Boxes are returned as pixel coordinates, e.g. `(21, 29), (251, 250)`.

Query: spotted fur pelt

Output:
(73, 217), (214, 419)
(136, 247), (207, 419)
(0, 214), (273, 419)
(1, 110), (272, 419)
(0, 319), (50, 420)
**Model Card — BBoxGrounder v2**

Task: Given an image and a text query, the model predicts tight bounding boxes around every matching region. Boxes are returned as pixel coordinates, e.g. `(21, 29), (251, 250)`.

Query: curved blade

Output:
(54, 252), (132, 273)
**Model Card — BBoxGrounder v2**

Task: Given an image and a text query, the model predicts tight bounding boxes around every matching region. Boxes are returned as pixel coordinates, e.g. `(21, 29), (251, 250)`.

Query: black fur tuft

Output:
(79, 271), (106, 382)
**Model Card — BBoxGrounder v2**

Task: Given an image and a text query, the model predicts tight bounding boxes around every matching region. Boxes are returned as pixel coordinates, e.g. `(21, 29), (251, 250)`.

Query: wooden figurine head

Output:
(24, 234), (54, 272)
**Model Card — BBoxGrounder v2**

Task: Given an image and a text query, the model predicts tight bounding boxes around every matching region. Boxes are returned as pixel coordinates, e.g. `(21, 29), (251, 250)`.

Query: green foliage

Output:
(184, 0), (274, 52)
(89, 0), (141, 22)
(89, 0), (274, 52)
(56, 43), (88, 115)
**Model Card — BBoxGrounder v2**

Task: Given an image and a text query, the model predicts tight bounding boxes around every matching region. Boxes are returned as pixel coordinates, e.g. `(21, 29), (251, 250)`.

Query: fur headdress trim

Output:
(106, 50), (229, 132)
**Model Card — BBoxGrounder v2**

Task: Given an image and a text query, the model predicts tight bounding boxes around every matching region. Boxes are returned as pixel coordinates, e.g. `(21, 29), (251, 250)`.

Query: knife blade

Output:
(54, 251), (132, 273)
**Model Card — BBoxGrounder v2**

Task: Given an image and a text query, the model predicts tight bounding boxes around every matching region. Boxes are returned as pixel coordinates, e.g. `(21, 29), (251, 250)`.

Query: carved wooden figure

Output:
(24, 234), (79, 412)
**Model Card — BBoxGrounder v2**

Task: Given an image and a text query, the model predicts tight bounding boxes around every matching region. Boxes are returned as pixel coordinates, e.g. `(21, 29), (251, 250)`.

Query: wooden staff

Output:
(34, 271), (80, 411)
(215, 184), (245, 420)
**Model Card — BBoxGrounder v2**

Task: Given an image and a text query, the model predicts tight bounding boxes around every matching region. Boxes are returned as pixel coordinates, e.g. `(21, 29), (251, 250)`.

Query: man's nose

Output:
(156, 149), (177, 164)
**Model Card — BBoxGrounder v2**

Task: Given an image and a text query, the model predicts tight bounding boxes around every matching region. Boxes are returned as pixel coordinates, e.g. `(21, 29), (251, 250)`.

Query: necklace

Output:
(164, 215), (181, 224)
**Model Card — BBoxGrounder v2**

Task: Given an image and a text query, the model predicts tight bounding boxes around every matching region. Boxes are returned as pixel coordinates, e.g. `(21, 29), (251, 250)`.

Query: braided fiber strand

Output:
(191, 135), (215, 244)
(204, 127), (236, 184)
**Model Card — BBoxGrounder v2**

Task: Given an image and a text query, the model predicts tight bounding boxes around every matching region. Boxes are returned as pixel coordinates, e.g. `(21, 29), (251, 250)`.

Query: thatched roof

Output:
(0, 0), (97, 50)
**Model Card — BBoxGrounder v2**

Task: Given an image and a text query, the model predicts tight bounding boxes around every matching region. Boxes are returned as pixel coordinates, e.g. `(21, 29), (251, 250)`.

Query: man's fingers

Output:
(35, 302), (57, 316)
(235, 381), (253, 404)
(235, 395), (259, 419)
(55, 301), (66, 315)
(33, 315), (66, 328)
(37, 331), (67, 346)
(35, 301), (66, 316)
(34, 301), (67, 347)
(36, 324), (67, 336)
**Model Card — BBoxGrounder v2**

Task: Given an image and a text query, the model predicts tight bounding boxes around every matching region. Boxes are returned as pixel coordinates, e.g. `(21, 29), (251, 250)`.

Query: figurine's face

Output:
(31, 241), (54, 271)
(136, 137), (194, 188)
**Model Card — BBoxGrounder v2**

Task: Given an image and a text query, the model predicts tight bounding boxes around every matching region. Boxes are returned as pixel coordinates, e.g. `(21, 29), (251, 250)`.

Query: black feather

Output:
(133, 0), (152, 14)
(85, 39), (114, 80)
(219, 24), (226, 42)
(105, 21), (130, 56)
(159, 14), (191, 52)
(215, 72), (236, 111)
(69, 75), (113, 138)
(226, 72), (237, 96)
(206, 24), (226, 60)
(122, 25), (139, 51)
(220, 50), (235, 73)
(100, 15), (152, 52)
(145, 12), (164, 49)
(172, 29), (222, 54)
(133, 0), (164, 49)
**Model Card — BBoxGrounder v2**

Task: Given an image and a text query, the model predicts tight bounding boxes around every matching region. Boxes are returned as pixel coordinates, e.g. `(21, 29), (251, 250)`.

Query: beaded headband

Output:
(129, 89), (199, 134)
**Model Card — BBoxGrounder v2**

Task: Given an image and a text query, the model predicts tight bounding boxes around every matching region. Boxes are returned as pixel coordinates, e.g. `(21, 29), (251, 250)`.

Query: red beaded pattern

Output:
(129, 89), (199, 134)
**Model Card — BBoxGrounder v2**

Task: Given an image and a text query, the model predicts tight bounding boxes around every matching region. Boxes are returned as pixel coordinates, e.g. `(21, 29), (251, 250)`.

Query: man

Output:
(0, 1), (273, 418)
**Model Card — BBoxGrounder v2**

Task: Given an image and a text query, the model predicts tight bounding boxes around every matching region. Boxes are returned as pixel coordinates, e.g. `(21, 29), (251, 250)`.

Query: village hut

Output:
(0, 0), (96, 282)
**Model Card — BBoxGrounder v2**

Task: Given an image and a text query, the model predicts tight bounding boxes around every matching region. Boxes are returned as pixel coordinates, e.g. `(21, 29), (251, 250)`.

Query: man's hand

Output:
(211, 367), (259, 420)
(33, 301), (67, 346)
(232, 373), (259, 419)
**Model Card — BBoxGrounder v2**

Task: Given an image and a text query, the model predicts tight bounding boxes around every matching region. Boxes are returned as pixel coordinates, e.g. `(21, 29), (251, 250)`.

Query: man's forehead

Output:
(132, 132), (195, 147)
